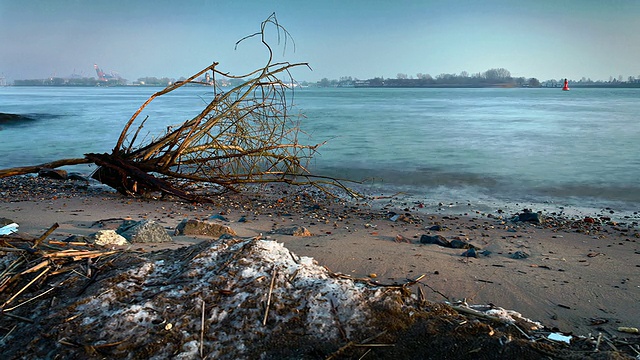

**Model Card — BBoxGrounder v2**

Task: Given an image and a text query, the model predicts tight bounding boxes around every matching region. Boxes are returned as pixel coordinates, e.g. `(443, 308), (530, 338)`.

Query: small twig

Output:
(353, 344), (395, 348)
(200, 298), (206, 358)
(594, 333), (602, 352)
(263, 266), (277, 326)
(0, 325), (17, 342)
(326, 331), (390, 360)
(421, 282), (450, 302)
(4, 287), (55, 312)
(0, 311), (34, 323)
(330, 299), (348, 342)
(32, 223), (59, 248)
(358, 349), (372, 360)
(510, 323), (531, 340)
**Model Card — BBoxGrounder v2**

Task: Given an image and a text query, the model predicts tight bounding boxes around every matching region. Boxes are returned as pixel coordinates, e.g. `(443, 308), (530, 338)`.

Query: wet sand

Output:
(1, 175), (639, 337)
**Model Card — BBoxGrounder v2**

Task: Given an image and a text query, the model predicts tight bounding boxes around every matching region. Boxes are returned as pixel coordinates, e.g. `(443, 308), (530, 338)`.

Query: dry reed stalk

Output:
(262, 267), (277, 326)
(2, 267), (50, 308)
(19, 260), (50, 275)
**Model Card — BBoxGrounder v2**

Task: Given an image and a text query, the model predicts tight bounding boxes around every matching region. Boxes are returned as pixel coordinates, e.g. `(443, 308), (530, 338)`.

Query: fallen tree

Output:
(0, 14), (357, 201)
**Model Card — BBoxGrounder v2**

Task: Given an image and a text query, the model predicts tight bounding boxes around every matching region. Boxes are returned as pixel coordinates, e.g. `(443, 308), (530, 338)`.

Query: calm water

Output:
(1, 86), (639, 218)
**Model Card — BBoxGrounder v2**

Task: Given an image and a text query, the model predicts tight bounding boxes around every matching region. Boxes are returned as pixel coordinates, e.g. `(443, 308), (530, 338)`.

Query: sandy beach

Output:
(1, 175), (639, 358)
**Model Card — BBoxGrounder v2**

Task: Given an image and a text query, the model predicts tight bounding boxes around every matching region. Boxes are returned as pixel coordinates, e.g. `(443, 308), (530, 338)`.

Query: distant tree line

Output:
(317, 68), (540, 88)
(317, 68), (640, 88)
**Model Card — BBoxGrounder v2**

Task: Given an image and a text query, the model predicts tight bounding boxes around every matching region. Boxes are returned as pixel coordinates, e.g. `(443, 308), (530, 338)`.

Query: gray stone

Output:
(174, 219), (237, 238)
(514, 211), (544, 224)
(512, 250), (530, 259)
(118, 220), (172, 243)
(0, 218), (15, 227)
(208, 214), (229, 222)
(450, 239), (476, 249)
(461, 248), (478, 258)
(419, 234), (450, 247)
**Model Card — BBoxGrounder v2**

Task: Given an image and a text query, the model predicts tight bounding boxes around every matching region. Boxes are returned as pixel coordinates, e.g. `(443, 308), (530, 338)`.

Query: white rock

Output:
(93, 230), (129, 246)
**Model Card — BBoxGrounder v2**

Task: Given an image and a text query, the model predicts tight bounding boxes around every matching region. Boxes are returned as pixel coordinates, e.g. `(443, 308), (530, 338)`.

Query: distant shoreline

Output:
(5, 83), (640, 88)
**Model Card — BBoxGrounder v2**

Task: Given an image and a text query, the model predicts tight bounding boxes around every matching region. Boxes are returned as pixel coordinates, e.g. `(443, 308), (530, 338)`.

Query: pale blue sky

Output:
(1, 0), (639, 82)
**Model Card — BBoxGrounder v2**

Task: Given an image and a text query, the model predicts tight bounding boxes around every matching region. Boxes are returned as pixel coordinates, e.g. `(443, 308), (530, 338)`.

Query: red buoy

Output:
(562, 78), (570, 91)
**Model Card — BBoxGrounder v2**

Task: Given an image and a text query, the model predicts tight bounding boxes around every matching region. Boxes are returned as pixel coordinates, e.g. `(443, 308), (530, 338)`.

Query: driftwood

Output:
(0, 14), (358, 202)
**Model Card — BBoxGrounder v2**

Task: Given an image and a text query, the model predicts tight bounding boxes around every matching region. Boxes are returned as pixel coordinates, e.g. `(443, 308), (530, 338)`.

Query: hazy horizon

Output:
(1, 0), (639, 83)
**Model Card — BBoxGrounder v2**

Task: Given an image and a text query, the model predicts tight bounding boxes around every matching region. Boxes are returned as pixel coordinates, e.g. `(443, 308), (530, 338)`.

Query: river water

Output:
(1, 86), (639, 219)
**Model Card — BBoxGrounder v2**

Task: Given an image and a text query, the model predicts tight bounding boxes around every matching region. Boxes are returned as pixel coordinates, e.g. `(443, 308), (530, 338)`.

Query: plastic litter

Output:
(0, 222), (19, 235)
(548, 332), (572, 344)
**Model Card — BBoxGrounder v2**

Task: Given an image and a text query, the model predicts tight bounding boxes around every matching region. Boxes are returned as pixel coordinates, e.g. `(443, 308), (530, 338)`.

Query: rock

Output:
(273, 225), (312, 237)
(514, 211), (543, 224)
(208, 214), (229, 222)
(93, 230), (129, 246)
(461, 248), (477, 258)
(512, 250), (530, 259)
(38, 168), (68, 180)
(419, 234), (450, 247)
(428, 225), (444, 231)
(118, 220), (172, 243)
(0, 113), (35, 124)
(450, 239), (475, 249)
(0, 218), (15, 227)
(174, 219), (237, 238)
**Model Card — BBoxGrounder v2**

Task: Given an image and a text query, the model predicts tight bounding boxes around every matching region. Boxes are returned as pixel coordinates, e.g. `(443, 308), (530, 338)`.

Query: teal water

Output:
(1, 86), (639, 217)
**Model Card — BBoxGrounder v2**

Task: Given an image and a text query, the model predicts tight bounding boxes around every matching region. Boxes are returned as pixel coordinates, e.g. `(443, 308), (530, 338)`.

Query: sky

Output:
(1, 0), (639, 83)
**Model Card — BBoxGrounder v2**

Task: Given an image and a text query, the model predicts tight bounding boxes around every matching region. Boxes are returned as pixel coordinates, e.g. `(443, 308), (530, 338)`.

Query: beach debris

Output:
(93, 229), (129, 246)
(0, 222), (19, 236)
(512, 250), (530, 259)
(272, 225), (312, 237)
(589, 317), (609, 326)
(618, 327), (639, 334)
(394, 234), (411, 243)
(548, 332), (572, 344)
(450, 303), (542, 331)
(513, 209), (544, 224)
(388, 212), (422, 224)
(2, 223), (637, 358)
(117, 220), (172, 243)
(174, 219), (237, 237)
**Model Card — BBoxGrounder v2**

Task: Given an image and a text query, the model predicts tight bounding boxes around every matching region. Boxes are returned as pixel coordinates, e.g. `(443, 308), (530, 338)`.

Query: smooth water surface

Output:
(1, 86), (639, 216)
